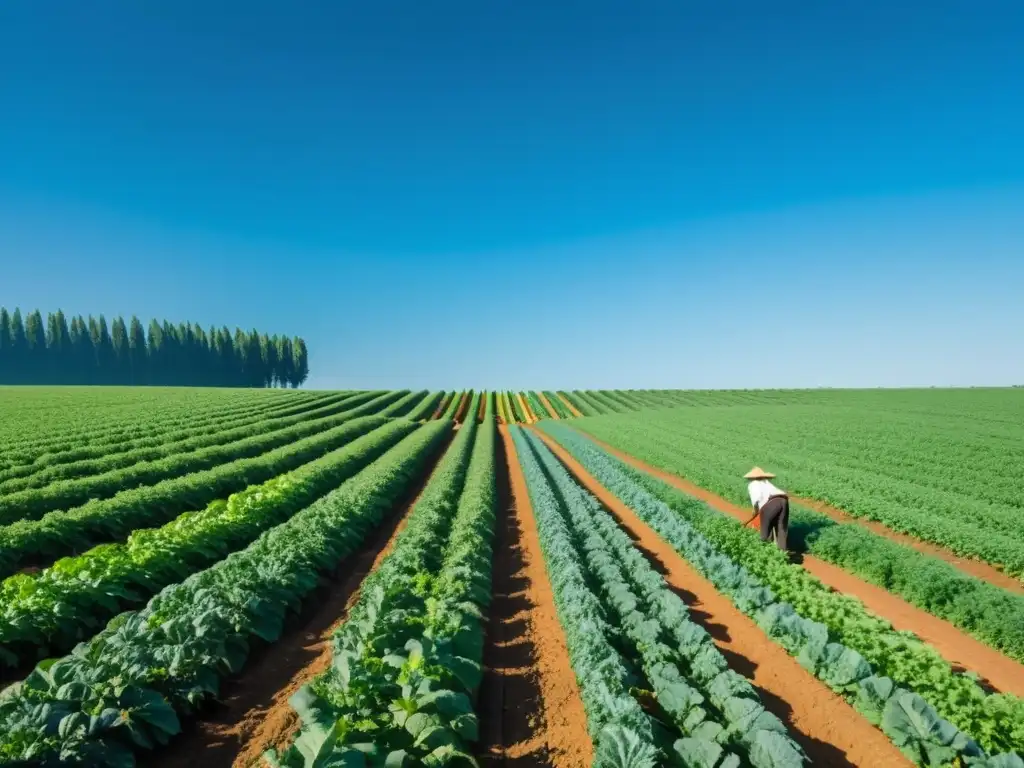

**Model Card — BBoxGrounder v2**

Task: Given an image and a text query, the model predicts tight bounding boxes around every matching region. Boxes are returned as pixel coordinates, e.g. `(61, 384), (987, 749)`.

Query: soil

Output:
(454, 391), (471, 424)
(555, 394), (582, 419)
(530, 428), (912, 768)
(516, 394), (535, 424)
(475, 426), (592, 767)
(149, 431), (454, 768)
(535, 393), (561, 421)
(478, 394), (488, 423)
(577, 433), (1024, 697)
(431, 393), (452, 420)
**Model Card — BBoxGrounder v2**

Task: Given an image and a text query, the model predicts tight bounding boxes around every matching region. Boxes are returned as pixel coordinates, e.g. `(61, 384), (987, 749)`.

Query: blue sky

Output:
(1, 1), (1022, 389)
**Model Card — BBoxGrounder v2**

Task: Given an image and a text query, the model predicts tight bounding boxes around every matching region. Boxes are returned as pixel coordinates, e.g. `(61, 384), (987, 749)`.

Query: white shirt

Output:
(748, 479), (786, 510)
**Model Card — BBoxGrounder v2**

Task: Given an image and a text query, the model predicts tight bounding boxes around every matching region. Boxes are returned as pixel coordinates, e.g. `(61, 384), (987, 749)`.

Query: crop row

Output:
(0, 419), (452, 766)
(269, 393), (495, 766)
(0, 389), (334, 468)
(539, 423), (1024, 764)
(579, 410), (1024, 575)
(572, 418), (1024, 654)
(0, 418), (418, 670)
(0, 391), (407, 578)
(514, 426), (807, 767)
(0, 391), (371, 494)
(405, 390), (445, 421)
(540, 391), (573, 419)
(0, 391), (403, 525)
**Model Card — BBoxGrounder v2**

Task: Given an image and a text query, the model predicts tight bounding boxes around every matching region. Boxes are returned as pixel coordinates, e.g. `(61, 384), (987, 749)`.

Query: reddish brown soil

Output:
(555, 393), (582, 419)
(478, 394), (488, 423)
(454, 391), (471, 423)
(577, 433), (1024, 697)
(531, 429), (911, 768)
(431, 393), (452, 420)
(149, 433), (454, 768)
(476, 426), (591, 767)
(535, 393), (561, 421)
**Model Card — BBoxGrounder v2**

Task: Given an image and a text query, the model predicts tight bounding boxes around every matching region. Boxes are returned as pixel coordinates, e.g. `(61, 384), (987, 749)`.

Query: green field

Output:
(1, 386), (1022, 767)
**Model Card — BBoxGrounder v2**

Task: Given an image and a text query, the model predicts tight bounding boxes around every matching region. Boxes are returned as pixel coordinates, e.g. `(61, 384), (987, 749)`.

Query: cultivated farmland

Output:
(0, 386), (1022, 767)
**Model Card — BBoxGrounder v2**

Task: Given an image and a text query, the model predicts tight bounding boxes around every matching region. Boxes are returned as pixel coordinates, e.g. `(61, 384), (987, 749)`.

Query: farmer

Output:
(743, 467), (789, 551)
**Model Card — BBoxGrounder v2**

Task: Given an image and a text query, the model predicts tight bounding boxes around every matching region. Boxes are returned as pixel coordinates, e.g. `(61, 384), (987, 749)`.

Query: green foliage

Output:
(540, 423), (1024, 763)
(0, 420), (451, 765)
(271, 393), (496, 766)
(0, 306), (309, 387)
(573, 392), (1024, 575)
(516, 428), (805, 768)
(0, 418), (417, 668)
(540, 391), (573, 419)
(0, 392), (409, 577)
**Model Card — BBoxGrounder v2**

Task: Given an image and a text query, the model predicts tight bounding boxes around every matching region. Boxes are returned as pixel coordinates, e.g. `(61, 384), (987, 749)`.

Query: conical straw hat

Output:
(744, 466), (775, 479)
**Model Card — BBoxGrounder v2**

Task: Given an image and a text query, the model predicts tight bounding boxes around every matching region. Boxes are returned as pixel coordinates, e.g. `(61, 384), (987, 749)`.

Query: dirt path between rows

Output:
(536, 393), (561, 421)
(476, 426), (591, 767)
(572, 432), (1024, 697)
(530, 429), (910, 768)
(555, 393), (582, 419)
(431, 393), (452, 420)
(516, 394), (536, 424)
(454, 391), (471, 423)
(150, 432), (454, 768)
(478, 394), (488, 423)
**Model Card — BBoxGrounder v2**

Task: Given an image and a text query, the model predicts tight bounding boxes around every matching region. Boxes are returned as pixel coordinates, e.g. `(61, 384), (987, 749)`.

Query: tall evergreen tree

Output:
(259, 334), (279, 387)
(0, 306), (309, 387)
(147, 320), (165, 386)
(25, 310), (47, 383)
(128, 316), (147, 385)
(111, 317), (129, 384)
(275, 336), (294, 388)
(0, 308), (11, 384)
(292, 337), (310, 388)
(9, 309), (28, 385)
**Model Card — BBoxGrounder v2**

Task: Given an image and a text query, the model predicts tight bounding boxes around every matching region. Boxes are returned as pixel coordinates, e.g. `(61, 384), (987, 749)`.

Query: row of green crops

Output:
(0, 388), (333, 469)
(0, 392), (408, 578)
(0, 391), (357, 480)
(541, 391), (573, 419)
(269, 393), (496, 766)
(0, 417), (418, 670)
(525, 390), (549, 420)
(539, 423), (1024, 765)
(514, 427), (806, 768)
(570, 418), (1024, 656)
(443, 389), (468, 419)
(378, 390), (428, 418)
(405, 391), (445, 421)
(572, 405), (1024, 575)
(0, 419), (452, 766)
(0, 391), (370, 497)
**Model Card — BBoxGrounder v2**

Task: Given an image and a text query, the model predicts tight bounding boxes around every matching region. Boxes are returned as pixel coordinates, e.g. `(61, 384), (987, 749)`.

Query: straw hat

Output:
(744, 466), (775, 479)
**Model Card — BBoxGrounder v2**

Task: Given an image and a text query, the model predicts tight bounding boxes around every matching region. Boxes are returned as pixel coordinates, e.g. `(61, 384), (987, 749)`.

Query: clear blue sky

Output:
(2, 1), (1022, 389)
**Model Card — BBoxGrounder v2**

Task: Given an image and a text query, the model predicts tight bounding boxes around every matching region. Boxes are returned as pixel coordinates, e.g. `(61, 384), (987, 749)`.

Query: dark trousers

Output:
(759, 496), (789, 551)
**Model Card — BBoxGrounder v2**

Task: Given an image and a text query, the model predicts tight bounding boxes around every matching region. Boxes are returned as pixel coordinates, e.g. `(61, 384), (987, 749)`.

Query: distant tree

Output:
(9, 309), (28, 385)
(110, 316), (129, 384)
(0, 305), (309, 387)
(292, 337), (309, 388)
(275, 336), (294, 387)
(0, 308), (11, 384)
(25, 310), (47, 383)
(128, 316), (147, 384)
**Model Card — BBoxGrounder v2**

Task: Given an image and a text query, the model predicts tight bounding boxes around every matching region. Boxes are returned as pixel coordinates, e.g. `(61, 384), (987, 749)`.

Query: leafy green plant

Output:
(540, 423), (1024, 763)
(269, 393), (495, 766)
(0, 420), (451, 766)
(0, 417), (416, 668)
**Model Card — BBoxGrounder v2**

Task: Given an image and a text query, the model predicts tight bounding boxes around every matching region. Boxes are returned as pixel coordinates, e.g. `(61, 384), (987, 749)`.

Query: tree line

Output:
(0, 307), (309, 387)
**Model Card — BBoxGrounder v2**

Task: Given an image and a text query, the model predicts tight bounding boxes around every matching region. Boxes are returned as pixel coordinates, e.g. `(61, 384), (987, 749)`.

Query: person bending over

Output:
(743, 466), (789, 551)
